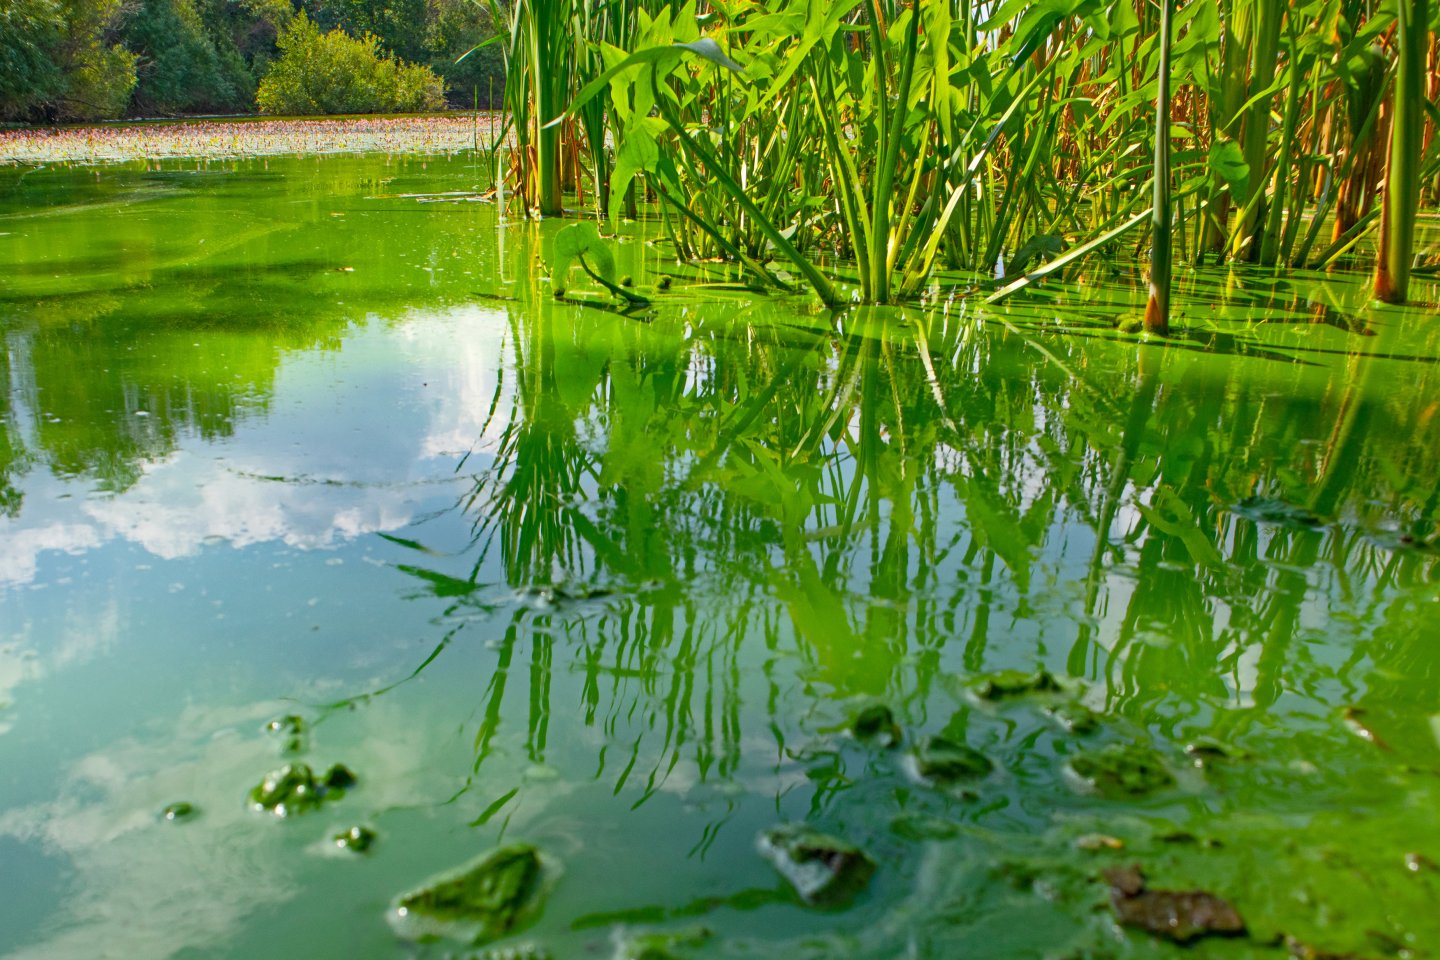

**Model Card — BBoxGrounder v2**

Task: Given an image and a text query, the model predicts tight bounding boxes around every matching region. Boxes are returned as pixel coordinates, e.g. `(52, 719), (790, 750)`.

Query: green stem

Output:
(1375, 0), (1431, 303)
(1145, 0), (1175, 335)
(869, 2), (921, 303)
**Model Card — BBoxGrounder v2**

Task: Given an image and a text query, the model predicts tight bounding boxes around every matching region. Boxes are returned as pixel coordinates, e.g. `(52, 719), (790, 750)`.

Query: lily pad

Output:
(1043, 702), (1100, 735)
(1184, 737), (1247, 764)
(910, 736), (994, 785)
(1104, 865), (1246, 944)
(1067, 743), (1174, 798)
(758, 824), (875, 906)
(390, 844), (544, 944)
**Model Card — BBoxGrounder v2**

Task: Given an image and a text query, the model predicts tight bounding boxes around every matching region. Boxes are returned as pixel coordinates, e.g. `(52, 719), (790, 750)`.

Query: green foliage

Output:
(123, 0), (253, 115)
(1, 0), (137, 121)
(55, 0), (139, 121)
(514, 0), (1440, 307)
(306, 0), (505, 106)
(4, 0), (496, 119)
(314, 0), (428, 62)
(0, 0), (65, 121)
(255, 12), (446, 115)
(423, 0), (505, 106)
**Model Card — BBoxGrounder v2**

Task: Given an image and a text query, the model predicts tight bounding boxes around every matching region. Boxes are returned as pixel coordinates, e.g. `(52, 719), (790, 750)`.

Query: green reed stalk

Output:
(1145, 0), (1175, 336)
(1375, 0), (1432, 303)
(1259, 23), (1306, 266)
(868, 2), (920, 303)
(1200, 0), (1249, 260)
(1230, 0), (1284, 261)
(528, 0), (565, 216)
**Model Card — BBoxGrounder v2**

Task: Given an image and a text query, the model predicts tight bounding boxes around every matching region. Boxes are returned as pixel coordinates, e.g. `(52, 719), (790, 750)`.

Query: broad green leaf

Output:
(610, 117), (667, 227)
(676, 38), (743, 72)
(553, 222), (617, 285)
(1207, 139), (1249, 198)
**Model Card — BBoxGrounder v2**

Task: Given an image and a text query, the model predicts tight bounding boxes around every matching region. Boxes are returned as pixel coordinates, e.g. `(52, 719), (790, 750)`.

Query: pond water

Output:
(2, 153), (1439, 960)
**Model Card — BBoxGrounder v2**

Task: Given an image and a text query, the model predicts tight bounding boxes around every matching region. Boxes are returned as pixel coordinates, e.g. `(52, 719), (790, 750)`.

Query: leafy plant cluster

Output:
(255, 12), (445, 115)
(492, 0), (1440, 307)
(0, 0), (503, 122)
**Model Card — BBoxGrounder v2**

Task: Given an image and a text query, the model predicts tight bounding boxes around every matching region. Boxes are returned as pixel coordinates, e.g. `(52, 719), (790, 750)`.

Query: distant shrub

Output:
(255, 13), (444, 116)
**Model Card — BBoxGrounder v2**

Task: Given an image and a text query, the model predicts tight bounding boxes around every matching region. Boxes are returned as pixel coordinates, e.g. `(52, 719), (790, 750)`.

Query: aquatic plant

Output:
(1146, 0), (1177, 334)
(482, 0), (1439, 309)
(1375, 0), (1434, 302)
(0, 116), (497, 165)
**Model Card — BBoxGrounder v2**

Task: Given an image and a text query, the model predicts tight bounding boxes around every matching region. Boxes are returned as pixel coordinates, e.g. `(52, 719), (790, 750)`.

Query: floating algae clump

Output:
(334, 825), (377, 852)
(849, 704), (902, 747)
(1104, 865), (1246, 943)
(1066, 743), (1174, 798)
(247, 762), (355, 817)
(390, 844), (545, 944)
(759, 824), (875, 906)
(613, 925), (712, 960)
(971, 669), (1063, 701)
(910, 736), (994, 785)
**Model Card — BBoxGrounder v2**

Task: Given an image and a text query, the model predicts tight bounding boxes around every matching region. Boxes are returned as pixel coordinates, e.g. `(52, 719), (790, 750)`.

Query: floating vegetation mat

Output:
(0, 115), (502, 166)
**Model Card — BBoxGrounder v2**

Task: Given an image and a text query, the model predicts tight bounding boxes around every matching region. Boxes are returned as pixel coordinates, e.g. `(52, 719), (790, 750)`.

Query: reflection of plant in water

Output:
(405, 289), (1440, 824)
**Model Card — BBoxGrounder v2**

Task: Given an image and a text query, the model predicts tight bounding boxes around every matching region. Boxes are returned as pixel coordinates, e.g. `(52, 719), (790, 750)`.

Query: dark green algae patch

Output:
(389, 844), (546, 945)
(247, 762), (357, 817)
(758, 824), (876, 907)
(1067, 743), (1177, 798)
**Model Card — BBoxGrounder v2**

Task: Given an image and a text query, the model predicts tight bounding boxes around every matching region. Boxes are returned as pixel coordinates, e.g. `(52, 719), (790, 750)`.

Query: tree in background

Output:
(0, 1), (66, 120)
(2, 0), (503, 121)
(423, 0), (506, 107)
(122, 0), (255, 115)
(306, 0), (505, 107)
(255, 11), (446, 114)
(309, 0), (429, 62)
(1, 0), (137, 121)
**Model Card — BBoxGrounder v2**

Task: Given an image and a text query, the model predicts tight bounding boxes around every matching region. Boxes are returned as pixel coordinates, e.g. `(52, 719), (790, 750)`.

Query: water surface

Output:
(2, 154), (1440, 960)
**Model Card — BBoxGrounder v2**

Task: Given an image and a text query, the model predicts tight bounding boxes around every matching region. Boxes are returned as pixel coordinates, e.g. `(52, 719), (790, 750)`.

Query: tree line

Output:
(0, 0), (505, 122)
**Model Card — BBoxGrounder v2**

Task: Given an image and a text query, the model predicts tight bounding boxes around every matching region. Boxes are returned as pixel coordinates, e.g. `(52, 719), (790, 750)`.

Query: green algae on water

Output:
(758, 824), (875, 906)
(1066, 744), (1176, 798)
(612, 925), (712, 960)
(389, 844), (545, 944)
(247, 762), (356, 817)
(908, 736), (994, 786)
(161, 801), (196, 822)
(333, 825), (376, 852)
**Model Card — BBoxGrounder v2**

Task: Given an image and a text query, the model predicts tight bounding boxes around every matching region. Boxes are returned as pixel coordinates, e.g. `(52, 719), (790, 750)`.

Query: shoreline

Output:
(0, 114), (505, 166)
